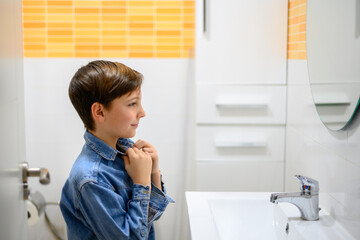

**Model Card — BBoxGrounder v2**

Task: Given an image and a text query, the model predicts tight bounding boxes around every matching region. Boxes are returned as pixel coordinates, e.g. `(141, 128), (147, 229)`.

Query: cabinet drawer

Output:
(195, 161), (284, 192)
(196, 84), (286, 124)
(196, 126), (285, 162)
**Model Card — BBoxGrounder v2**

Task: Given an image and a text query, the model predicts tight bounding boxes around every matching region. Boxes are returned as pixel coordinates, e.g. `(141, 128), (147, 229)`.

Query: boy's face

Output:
(102, 89), (145, 139)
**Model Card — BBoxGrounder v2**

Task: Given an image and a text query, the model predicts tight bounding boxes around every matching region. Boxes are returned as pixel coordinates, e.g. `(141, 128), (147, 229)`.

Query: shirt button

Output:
(140, 229), (145, 237)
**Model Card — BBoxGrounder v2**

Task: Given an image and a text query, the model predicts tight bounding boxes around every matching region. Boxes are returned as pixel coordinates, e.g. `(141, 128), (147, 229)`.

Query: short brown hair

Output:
(69, 60), (143, 131)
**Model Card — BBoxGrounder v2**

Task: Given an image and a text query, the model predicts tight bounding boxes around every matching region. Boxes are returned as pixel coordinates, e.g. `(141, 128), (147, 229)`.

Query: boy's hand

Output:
(133, 140), (162, 190)
(123, 147), (152, 187)
(133, 140), (159, 174)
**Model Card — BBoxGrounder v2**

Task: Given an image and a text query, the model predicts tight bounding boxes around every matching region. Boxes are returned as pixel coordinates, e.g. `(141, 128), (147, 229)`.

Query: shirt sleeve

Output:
(149, 179), (175, 222)
(77, 181), (153, 240)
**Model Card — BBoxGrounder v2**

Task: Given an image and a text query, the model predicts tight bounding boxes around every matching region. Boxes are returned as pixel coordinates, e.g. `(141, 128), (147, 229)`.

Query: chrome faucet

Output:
(270, 175), (321, 221)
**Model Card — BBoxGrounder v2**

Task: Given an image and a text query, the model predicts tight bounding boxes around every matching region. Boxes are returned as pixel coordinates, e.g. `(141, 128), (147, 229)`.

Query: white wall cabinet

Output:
(195, 0), (288, 84)
(194, 0), (288, 192)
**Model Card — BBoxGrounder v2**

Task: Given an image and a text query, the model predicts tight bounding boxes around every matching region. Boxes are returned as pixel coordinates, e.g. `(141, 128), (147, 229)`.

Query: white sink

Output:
(208, 198), (301, 240)
(186, 192), (354, 240)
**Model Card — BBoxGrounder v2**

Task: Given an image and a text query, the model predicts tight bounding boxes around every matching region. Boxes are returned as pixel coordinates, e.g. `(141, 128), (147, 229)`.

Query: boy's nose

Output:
(138, 105), (146, 118)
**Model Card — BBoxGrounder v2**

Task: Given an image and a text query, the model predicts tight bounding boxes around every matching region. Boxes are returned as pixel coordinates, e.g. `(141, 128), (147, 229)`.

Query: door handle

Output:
(21, 162), (50, 200)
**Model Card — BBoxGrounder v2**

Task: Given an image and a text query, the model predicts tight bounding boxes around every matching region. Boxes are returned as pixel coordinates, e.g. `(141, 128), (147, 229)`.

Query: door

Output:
(0, 0), (27, 239)
(195, 0), (288, 84)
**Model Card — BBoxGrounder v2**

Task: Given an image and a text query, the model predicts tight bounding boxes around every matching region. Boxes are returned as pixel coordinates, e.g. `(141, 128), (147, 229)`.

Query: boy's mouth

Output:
(131, 123), (138, 128)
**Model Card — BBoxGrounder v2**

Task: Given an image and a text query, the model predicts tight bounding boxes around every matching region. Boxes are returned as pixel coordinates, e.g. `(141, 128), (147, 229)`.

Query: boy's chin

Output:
(120, 131), (136, 139)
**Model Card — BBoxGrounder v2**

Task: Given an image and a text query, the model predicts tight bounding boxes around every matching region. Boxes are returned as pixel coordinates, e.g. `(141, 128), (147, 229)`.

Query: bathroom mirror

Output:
(306, 0), (360, 131)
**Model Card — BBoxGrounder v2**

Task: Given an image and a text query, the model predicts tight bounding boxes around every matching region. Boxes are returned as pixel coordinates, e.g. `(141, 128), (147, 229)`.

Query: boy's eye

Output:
(129, 102), (137, 107)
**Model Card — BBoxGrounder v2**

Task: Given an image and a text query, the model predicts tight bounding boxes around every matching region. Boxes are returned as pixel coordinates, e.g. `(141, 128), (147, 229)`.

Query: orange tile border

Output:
(48, 52), (74, 57)
(129, 1), (154, 7)
(47, 7), (73, 14)
(101, 51), (128, 58)
(156, 52), (181, 58)
(102, 45), (127, 51)
(24, 51), (47, 57)
(24, 44), (46, 51)
(288, 0), (307, 60)
(75, 51), (100, 58)
(23, 7), (46, 14)
(23, 1), (46, 7)
(289, 0), (306, 9)
(22, 0), (196, 58)
(102, 8), (127, 14)
(129, 45), (154, 51)
(48, 37), (73, 43)
(47, 1), (72, 7)
(129, 52), (154, 58)
(102, 1), (127, 7)
(288, 51), (307, 60)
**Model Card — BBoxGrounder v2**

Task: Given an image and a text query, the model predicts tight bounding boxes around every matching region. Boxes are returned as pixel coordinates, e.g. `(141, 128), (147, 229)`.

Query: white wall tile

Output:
(286, 126), (360, 238)
(286, 59), (360, 239)
(27, 116), (84, 145)
(287, 60), (310, 86)
(320, 191), (360, 239)
(25, 86), (73, 115)
(347, 110), (360, 166)
(24, 58), (89, 88)
(287, 84), (348, 158)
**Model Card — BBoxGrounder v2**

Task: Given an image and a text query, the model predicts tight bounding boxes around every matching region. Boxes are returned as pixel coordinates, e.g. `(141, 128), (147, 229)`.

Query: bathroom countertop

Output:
(186, 192), (355, 240)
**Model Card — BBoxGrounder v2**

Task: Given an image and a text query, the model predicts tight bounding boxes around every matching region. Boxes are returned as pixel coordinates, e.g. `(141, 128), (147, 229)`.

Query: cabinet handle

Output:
(215, 102), (268, 109)
(313, 94), (350, 106)
(215, 141), (267, 148)
(203, 0), (207, 33)
(314, 102), (350, 106)
(357, 0), (360, 38)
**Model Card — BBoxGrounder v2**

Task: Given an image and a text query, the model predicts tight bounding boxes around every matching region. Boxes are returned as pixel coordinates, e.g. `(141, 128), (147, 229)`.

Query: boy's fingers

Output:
(142, 147), (154, 153)
(134, 139), (150, 149)
(126, 146), (151, 159)
(126, 147), (135, 157)
(143, 151), (152, 160)
(133, 142), (143, 149)
(132, 147), (140, 154)
(123, 155), (130, 166)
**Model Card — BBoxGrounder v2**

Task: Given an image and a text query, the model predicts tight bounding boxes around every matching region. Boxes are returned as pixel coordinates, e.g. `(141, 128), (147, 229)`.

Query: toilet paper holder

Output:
(27, 191), (65, 239)
(27, 191), (46, 226)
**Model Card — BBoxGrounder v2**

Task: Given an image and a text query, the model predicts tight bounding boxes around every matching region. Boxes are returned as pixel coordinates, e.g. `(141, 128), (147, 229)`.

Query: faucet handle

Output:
(295, 175), (319, 194)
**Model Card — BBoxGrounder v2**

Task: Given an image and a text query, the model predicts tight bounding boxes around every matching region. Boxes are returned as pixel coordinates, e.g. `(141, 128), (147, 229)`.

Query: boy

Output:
(60, 60), (174, 240)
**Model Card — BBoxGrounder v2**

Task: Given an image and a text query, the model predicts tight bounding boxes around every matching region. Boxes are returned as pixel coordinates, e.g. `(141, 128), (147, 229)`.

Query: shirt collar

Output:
(84, 130), (134, 161)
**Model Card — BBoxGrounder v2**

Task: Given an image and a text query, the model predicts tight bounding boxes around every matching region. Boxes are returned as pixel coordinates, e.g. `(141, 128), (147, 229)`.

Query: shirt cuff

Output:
(132, 184), (151, 201)
(150, 183), (175, 211)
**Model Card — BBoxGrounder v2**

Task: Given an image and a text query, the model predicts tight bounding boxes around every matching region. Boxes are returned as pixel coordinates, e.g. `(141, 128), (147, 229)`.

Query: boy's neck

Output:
(89, 129), (117, 149)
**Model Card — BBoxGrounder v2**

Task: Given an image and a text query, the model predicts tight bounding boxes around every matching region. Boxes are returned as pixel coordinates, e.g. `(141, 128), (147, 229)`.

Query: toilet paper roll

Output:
(27, 200), (40, 226)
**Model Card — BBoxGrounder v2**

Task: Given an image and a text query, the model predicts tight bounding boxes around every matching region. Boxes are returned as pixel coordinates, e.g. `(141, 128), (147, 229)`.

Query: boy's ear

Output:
(91, 102), (105, 123)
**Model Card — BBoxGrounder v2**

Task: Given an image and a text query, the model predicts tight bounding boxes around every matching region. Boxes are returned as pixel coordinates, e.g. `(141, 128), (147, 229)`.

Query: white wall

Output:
(285, 60), (360, 238)
(24, 58), (194, 240)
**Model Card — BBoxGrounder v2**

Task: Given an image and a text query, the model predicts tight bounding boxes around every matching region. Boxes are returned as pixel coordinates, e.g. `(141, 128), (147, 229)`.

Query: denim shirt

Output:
(60, 131), (174, 240)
